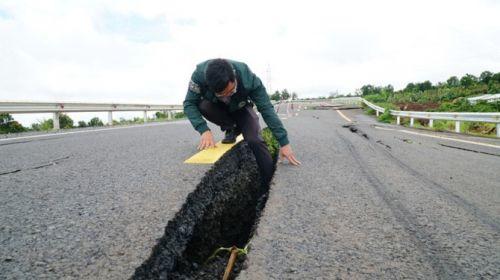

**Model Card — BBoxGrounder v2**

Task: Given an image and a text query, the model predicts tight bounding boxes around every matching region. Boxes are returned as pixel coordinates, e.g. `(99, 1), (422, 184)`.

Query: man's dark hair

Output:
(205, 59), (235, 93)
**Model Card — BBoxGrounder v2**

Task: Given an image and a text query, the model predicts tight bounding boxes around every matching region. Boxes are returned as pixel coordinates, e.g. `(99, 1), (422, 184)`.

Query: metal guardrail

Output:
(332, 97), (500, 137)
(330, 97), (363, 105)
(0, 101), (183, 130)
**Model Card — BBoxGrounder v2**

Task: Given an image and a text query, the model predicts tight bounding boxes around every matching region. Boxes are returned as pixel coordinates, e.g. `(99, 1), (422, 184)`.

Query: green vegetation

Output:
(155, 111), (186, 120)
(29, 114), (74, 131)
(0, 110), (186, 134)
(262, 127), (280, 159)
(59, 114), (74, 128)
(360, 70), (500, 112)
(0, 113), (26, 134)
(78, 121), (87, 127)
(173, 112), (186, 119)
(88, 117), (104, 127)
(269, 89), (298, 101)
(377, 108), (393, 123)
(360, 71), (500, 136)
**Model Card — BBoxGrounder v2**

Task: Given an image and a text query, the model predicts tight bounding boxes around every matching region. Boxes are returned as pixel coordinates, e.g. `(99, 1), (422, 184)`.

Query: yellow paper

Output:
(184, 135), (243, 164)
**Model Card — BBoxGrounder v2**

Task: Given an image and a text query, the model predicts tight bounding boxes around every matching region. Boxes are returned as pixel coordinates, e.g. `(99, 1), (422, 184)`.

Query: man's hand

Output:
(198, 130), (215, 150)
(279, 144), (301, 166)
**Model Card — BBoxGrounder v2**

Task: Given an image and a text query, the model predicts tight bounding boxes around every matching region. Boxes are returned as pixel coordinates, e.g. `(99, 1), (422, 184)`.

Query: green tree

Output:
(59, 114), (74, 129)
(78, 121), (87, 127)
(155, 111), (167, 119)
(281, 89), (290, 100)
(491, 72), (500, 83)
(31, 123), (41, 131)
(479, 71), (493, 84)
(0, 113), (26, 134)
(418, 81), (433, 91)
(292, 92), (298, 100)
(88, 117), (104, 127)
(404, 83), (416, 92)
(39, 119), (53, 130)
(460, 74), (478, 87)
(270, 90), (281, 101)
(447, 76), (460, 87)
(361, 84), (375, 95)
(174, 112), (185, 119)
(488, 80), (500, 94)
(0, 113), (13, 124)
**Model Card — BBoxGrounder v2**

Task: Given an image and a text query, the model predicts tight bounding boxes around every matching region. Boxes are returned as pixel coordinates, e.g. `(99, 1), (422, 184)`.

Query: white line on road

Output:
(374, 126), (500, 149)
(336, 110), (352, 122)
(0, 121), (186, 143)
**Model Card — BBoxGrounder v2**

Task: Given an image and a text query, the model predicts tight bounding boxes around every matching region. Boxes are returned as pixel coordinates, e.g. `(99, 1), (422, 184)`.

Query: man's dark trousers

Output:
(198, 99), (274, 186)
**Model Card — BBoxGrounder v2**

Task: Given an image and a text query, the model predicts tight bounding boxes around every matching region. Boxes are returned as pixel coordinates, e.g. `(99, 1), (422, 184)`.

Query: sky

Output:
(1, 0), (499, 125)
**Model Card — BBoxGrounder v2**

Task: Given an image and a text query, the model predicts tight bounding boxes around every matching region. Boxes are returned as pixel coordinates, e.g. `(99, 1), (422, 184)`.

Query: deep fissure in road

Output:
(133, 141), (275, 279)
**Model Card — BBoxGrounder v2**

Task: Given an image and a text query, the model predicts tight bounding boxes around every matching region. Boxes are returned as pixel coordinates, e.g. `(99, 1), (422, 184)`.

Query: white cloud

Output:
(1, 0), (499, 111)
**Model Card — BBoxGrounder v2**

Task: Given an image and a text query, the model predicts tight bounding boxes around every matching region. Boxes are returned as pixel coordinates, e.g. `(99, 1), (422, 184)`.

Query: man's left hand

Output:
(279, 144), (301, 166)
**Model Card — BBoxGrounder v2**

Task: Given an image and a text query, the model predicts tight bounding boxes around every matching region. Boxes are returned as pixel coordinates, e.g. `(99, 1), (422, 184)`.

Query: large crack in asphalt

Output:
(132, 141), (275, 279)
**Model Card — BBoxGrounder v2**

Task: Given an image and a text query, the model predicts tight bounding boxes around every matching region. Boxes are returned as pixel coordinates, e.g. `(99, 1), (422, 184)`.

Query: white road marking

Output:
(374, 126), (500, 149)
(336, 110), (352, 122)
(0, 121), (184, 143)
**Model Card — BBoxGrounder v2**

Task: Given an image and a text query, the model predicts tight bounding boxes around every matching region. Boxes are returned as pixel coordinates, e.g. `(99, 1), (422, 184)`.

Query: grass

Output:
(262, 127), (280, 158)
(393, 118), (498, 138)
(364, 102), (498, 137)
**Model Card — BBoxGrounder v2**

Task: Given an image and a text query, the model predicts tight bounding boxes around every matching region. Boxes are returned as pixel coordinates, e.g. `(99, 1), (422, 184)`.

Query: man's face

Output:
(215, 80), (237, 98)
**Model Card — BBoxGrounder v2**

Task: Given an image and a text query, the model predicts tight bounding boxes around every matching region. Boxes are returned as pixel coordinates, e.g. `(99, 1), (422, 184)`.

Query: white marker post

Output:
(53, 112), (60, 130)
(108, 111), (113, 126)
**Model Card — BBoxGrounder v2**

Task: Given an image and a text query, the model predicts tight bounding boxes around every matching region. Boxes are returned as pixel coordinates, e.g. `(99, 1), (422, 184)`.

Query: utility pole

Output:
(266, 63), (272, 94)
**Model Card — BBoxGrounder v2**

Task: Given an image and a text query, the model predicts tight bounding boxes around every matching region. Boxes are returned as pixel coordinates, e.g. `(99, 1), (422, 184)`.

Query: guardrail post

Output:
(397, 116), (400, 125)
(53, 112), (60, 130)
(143, 111), (148, 123)
(376, 110), (380, 117)
(429, 119), (433, 128)
(108, 111), (113, 126)
(455, 121), (460, 133)
(167, 111), (172, 120)
(410, 118), (414, 127)
(497, 123), (500, 138)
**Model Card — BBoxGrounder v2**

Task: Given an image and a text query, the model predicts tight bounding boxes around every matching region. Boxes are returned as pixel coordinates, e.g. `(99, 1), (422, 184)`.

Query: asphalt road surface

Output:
(240, 103), (500, 279)
(1, 104), (499, 279)
(0, 121), (223, 279)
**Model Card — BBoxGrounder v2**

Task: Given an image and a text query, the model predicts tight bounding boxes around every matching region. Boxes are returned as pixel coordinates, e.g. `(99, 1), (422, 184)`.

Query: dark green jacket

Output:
(183, 59), (289, 146)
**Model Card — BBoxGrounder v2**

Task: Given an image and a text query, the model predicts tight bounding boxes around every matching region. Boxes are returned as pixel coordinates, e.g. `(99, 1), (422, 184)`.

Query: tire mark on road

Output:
(337, 132), (464, 279)
(370, 140), (500, 232)
(343, 122), (500, 232)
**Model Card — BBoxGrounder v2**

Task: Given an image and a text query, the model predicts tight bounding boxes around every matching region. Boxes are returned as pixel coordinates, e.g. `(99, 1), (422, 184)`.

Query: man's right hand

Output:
(198, 130), (215, 150)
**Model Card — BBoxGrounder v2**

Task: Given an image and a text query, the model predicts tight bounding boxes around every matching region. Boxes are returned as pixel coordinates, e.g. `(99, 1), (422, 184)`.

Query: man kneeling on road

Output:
(183, 58), (300, 186)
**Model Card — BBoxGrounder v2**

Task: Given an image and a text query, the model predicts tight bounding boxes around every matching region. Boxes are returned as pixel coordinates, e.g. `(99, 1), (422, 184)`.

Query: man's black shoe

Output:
(221, 128), (240, 144)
